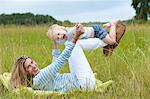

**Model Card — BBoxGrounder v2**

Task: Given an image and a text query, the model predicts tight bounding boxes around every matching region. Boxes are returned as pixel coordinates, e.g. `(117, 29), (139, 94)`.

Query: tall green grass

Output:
(0, 24), (150, 98)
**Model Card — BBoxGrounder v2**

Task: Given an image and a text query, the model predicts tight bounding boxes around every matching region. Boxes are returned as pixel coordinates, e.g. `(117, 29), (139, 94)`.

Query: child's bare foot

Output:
(110, 19), (120, 26)
(103, 23), (111, 29)
(103, 19), (120, 29)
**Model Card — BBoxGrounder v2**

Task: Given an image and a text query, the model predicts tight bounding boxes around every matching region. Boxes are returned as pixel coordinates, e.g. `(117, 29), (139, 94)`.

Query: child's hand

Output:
(75, 23), (84, 35)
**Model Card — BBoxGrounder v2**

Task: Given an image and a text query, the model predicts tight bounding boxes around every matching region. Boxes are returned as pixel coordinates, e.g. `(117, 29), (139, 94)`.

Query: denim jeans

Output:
(92, 24), (108, 40)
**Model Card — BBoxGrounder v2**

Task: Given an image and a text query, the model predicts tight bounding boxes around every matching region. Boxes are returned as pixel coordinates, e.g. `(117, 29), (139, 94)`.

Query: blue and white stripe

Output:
(32, 41), (80, 92)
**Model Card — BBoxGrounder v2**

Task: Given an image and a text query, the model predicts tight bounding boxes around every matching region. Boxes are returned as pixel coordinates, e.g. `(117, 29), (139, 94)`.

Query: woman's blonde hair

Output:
(47, 24), (66, 38)
(10, 55), (33, 89)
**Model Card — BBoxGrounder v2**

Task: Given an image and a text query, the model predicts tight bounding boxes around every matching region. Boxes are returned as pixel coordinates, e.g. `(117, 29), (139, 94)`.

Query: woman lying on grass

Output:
(10, 25), (100, 93)
(10, 20), (125, 92)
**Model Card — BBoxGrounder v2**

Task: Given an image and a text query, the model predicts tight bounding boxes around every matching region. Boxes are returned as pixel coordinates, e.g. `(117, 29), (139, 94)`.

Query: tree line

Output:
(0, 0), (149, 26)
(0, 13), (60, 25)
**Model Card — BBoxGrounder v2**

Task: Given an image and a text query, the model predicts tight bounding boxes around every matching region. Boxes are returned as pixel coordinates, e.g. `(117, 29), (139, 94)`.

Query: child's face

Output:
(52, 28), (68, 41)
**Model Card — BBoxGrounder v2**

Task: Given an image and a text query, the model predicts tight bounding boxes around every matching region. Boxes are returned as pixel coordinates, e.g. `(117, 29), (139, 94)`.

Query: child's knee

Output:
(103, 35), (116, 45)
(109, 40), (116, 45)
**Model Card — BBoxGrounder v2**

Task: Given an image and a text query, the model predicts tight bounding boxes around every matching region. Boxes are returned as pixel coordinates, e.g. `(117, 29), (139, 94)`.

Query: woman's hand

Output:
(72, 23), (84, 44)
(51, 39), (58, 49)
(75, 23), (84, 35)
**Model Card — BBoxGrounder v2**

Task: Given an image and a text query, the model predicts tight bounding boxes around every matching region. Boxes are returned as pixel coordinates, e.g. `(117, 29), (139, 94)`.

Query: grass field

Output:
(0, 24), (150, 98)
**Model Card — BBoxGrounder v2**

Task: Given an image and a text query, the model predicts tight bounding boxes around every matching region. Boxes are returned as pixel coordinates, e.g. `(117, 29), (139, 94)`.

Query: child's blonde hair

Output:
(47, 24), (66, 38)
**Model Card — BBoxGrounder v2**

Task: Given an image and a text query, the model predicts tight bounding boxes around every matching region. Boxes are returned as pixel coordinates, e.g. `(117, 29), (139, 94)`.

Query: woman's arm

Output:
(47, 30), (82, 78)
(33, 41), (75, 89)
(33, 28), (83, 84)
(52, 24), (83, 62)
(45, 41), (75, 78)
(52, 39), (58, 49)
(51, 39), (60, 62)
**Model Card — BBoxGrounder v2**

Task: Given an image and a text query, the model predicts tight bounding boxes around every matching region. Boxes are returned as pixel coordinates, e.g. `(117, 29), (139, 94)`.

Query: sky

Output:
(0, 0), (136, 22)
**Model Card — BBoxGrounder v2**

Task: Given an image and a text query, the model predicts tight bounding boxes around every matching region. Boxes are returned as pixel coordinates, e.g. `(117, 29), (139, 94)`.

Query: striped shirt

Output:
(32, 41), (81, 93)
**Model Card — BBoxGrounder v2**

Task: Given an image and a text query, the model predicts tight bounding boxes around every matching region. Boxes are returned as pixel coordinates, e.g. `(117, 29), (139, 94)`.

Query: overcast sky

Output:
(0, 0), (135, 22)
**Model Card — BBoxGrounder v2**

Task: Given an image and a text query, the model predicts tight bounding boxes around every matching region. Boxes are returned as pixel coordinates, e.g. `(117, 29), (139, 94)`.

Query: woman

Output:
(10, 25), (107, 93)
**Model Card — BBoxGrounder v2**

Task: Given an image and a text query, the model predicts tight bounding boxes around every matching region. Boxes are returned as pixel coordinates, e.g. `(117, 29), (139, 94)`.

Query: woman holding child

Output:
(10, 20), (125, 92)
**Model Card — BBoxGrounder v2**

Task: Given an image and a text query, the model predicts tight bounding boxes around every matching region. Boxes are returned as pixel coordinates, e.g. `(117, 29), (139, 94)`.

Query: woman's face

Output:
(52, 28), (68, 41)
(24, 58), (40, 77)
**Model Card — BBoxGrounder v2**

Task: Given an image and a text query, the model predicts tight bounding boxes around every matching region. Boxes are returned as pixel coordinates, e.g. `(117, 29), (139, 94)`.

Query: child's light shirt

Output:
(56, 27), (95, 44)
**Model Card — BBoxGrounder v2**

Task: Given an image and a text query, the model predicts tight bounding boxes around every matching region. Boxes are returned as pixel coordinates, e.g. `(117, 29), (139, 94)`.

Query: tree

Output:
(62, 20), (74, 27)
(131, 0), (150, 20)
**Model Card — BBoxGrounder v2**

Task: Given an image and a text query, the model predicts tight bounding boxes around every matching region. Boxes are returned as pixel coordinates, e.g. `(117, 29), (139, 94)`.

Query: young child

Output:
(47, 20), (126, 56)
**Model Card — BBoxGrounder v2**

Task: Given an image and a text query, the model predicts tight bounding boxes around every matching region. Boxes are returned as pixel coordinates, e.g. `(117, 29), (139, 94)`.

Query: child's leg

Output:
(102, 24), (116, 45)
(92, 20), (119, 45)
(102, 20), (121, 45)
(69, 39), (103, 89)
(102, 20), (126, 56)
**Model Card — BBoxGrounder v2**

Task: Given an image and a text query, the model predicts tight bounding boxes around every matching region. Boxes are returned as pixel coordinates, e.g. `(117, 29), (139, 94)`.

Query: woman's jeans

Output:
(68, 38), (107, 90)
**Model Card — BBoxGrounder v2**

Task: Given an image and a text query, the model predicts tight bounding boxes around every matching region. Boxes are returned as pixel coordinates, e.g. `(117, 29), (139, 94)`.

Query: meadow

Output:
(0, 23), (150, 98)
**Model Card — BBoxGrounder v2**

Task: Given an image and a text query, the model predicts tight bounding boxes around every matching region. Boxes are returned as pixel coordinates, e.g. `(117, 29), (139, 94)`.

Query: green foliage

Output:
(131, 0), (149, 20)
(0, 24), (150, 98)
(62, 20), (74, 27)
(125, 19), (150, 24)
(0, 13), (58, 25)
